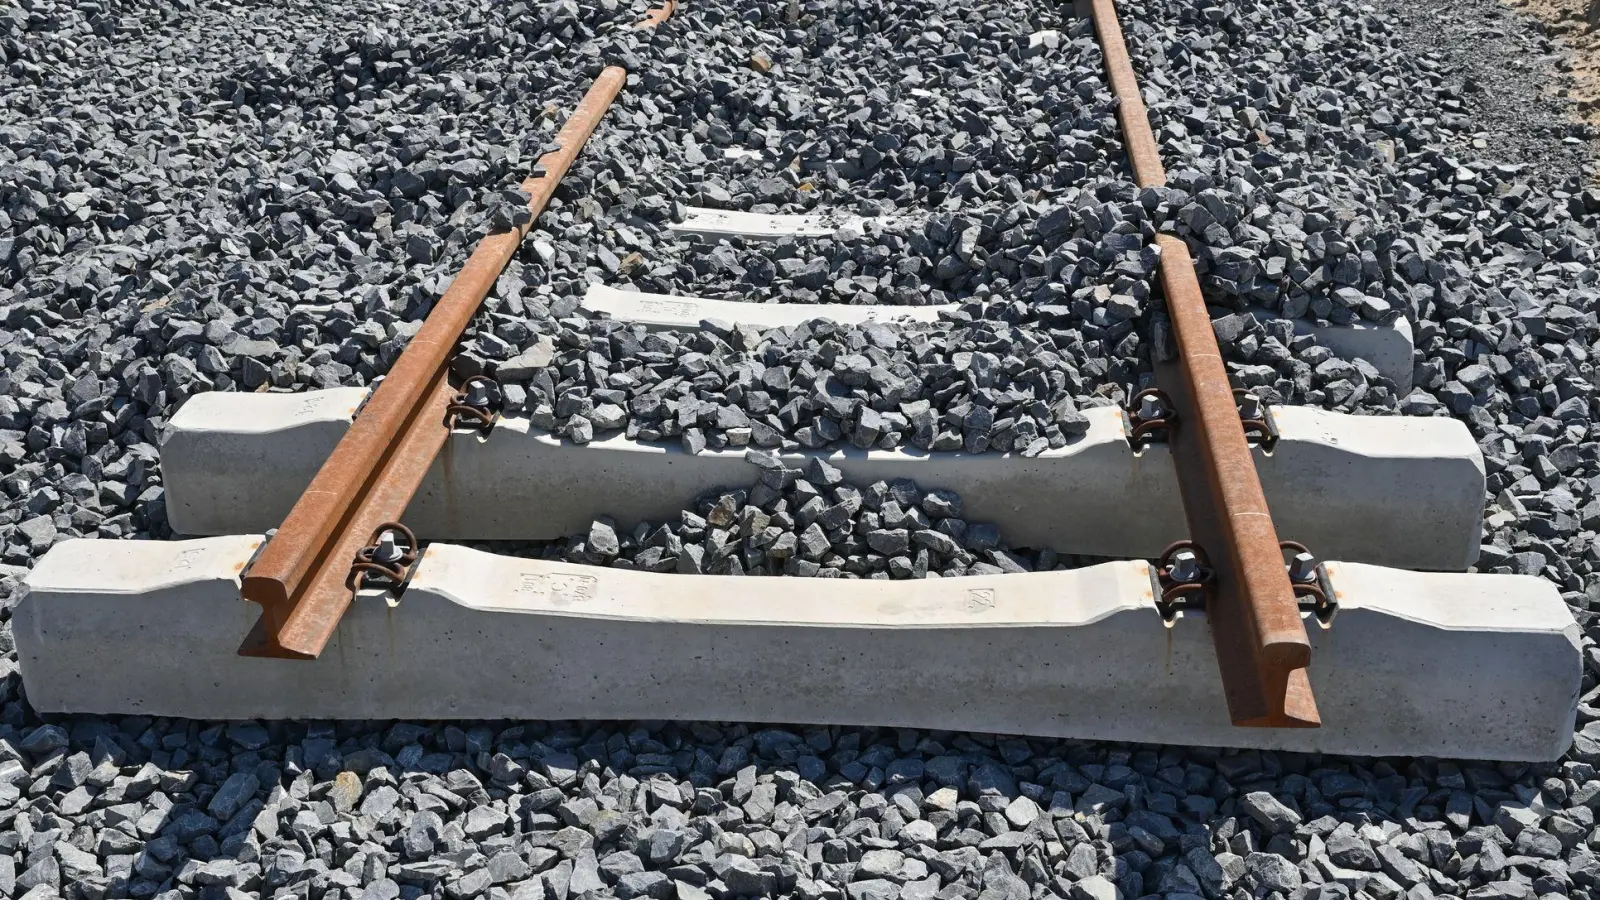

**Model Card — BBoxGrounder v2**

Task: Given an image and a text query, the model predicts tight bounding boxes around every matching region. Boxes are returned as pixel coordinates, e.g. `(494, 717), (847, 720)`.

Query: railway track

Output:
(11, 0), (1582, 760)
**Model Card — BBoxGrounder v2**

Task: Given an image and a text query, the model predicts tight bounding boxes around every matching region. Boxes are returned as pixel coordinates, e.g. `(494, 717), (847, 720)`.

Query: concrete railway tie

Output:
(16, 535), (1577, 761)
(161, 386), (1485, 572)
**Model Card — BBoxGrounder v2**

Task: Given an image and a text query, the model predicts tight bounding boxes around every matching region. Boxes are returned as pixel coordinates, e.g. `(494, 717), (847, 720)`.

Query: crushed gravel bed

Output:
(2, 0), (1600, 899)
(474, 461), (1107, 578)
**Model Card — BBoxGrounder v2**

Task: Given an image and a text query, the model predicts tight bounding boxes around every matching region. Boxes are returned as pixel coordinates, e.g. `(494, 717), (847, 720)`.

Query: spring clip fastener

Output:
(1154, 540), (1214, 621)
(1154, 539), (1337, 625)
(1280, 540), (1336, 624)
(1128, 387), (1177, 449)
(350, 522), (420, 600)
(1235, 389), (1280, 451)
(446, 375), (503, 436)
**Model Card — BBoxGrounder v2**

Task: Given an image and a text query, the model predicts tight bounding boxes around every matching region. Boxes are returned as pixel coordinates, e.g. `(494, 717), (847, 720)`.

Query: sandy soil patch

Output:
(1507, 0), (1600, 122)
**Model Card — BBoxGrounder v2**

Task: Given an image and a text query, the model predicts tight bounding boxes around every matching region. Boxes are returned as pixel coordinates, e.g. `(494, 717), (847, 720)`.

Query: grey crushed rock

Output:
(0, 0), (1598, 898)
(517, 459), (1105, 578)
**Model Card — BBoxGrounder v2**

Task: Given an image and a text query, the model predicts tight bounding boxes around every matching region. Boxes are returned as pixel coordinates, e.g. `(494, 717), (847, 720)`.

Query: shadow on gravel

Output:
(0, 711), (1564, 900)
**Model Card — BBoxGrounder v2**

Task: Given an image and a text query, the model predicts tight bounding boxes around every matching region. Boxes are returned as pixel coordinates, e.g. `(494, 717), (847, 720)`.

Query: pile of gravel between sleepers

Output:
(467, 287), (1402, 456)
(1, 0), (1600, 900)
(512, 455), (1106, 578)
(480, 300), (1125, 456)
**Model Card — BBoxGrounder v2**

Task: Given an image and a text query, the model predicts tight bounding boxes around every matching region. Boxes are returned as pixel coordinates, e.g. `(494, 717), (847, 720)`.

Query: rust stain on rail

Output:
(634, 0), (677, 29)
(239, 67), (633, 659)
(1089, 0), (1166, 188)
(1091, 0), (1318, 726)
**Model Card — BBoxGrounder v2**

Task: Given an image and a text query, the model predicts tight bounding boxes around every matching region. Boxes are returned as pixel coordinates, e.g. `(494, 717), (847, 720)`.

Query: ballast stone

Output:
(582, 284), (955, 329)
(579, 286), (1410, 391)
(14, 536), (1580, 760)
(160, 391), (1485, 570)
(1249, 307), (1417, 392)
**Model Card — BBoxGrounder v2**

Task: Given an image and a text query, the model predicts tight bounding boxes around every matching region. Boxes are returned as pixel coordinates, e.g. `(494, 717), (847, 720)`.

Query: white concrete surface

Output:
(15, 537), (1578, 760)
(162, 392), (1483, 570)
(1263, 406), (1483, 570)
(161, 387), (369, 534)
(1251, 308), (1416, 392)
(582, 284), (954, 329)
(669, 207), (905, 242)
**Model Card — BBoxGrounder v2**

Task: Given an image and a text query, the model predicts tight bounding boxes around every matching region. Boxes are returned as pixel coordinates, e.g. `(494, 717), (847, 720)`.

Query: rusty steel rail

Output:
(1090, 0), (1318, 727)
(1088, 0), (1166, 187)
(634, 0), (677, 29)
(239, 68), (630, 659)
